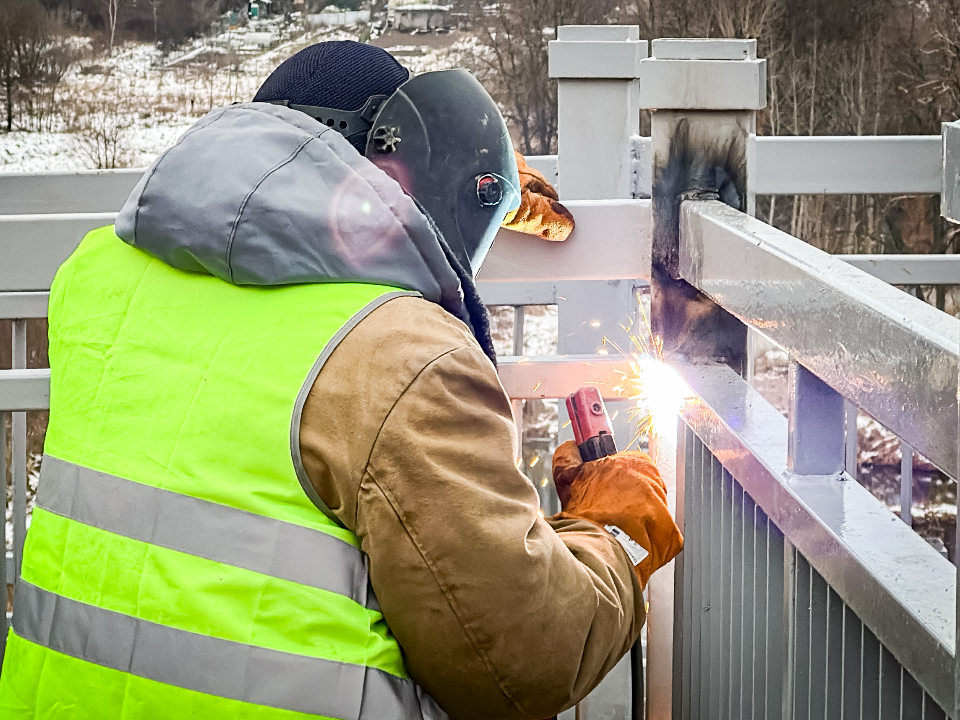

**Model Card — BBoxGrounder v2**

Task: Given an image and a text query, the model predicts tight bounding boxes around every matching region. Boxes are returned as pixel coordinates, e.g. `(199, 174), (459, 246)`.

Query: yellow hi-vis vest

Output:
(0, 226), (430, 719)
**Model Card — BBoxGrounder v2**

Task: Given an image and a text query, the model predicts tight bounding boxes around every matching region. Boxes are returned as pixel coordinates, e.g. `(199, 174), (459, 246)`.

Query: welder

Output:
(0, 41), (682, 720)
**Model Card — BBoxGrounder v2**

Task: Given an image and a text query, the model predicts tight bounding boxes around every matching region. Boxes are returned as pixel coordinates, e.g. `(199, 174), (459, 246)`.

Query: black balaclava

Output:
(254, 41), (409, 153)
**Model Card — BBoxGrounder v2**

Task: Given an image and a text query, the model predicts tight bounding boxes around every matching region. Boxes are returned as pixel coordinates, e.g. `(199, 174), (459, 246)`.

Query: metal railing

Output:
(3, 26), (960, 720)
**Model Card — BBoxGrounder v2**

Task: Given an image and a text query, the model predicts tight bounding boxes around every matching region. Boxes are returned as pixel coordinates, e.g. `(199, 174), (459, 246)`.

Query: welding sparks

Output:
(529, 456), (540, 468)
(590, 320), (601, 327)
(537, 508), (545, 519)
(540, 477), (548, 487)
(585, 298), (694, 447)
(631, 356), (693, 438)
(532, 382), (541, 393)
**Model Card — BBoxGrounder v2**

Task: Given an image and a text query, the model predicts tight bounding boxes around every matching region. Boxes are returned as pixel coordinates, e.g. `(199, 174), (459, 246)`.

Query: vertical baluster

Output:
(765, 522), (785, 720)
(12, 319), (26, 582)
(698, 441), (712, 720)
(861, 625), (881, 720)
(840, 605), (861, 720)
(793, 555), (811, 720)
(754, 509), (769, 718)
(719, 468), (732, 720)
(878, 647), (900, 720)
(844, 401), (858, 479)
(709, 456), (723, 718)
(730, 480), (745, 720)
(825, 588), (843, 714)
(743, 498), (757, 719)
(808, 570), (828, 720)
(899, 441), (913, 528)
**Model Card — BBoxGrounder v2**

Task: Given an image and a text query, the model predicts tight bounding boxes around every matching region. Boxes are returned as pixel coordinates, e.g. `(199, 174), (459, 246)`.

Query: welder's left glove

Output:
(501, 151), (575, 241)
(552, 440), (683, 589)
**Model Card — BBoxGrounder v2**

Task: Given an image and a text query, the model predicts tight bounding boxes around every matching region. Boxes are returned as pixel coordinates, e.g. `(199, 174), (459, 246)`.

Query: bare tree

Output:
(0, 0), (77, 132)
(74, 92), (133, 168)
(93, 0), (125, 55)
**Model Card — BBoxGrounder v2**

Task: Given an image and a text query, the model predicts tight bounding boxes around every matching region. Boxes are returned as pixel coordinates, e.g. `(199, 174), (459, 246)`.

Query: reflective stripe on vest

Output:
(12, 455), (437, 719)
(35, 456), (378, 611)
(13, 581), (421, 719)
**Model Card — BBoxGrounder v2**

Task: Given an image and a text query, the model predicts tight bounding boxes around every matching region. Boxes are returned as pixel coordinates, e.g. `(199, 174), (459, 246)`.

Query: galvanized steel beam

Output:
(678, 362), (956, 711)
(0, 213), (116, 292)
(680, 200), (960, 478)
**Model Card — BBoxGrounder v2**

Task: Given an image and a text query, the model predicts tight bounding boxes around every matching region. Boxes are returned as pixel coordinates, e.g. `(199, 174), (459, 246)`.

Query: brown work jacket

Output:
(299, 295), (644, 720)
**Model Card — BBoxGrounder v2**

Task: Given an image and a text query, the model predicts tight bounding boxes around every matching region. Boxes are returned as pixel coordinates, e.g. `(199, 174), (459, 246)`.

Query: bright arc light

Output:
(633, 357), (693, 438)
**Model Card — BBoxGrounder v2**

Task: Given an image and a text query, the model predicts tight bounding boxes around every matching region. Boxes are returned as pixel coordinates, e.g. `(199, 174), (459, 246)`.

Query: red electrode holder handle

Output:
(565, 387), (618, 462)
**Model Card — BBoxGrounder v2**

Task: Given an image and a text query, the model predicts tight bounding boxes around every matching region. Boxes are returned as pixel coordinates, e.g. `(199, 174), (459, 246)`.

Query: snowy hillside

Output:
(0, 19), (483, 173)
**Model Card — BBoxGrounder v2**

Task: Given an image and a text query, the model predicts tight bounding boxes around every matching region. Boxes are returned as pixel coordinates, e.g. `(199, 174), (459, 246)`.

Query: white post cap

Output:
(639, 38), (766, 110)
(549, 25), (648, 79)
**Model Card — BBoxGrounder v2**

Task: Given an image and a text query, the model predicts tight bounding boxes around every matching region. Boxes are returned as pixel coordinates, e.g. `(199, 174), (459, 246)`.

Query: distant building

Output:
(390, 2), (451, 31)
(307, 6), (372, 26)
(247, 0), (272, 18)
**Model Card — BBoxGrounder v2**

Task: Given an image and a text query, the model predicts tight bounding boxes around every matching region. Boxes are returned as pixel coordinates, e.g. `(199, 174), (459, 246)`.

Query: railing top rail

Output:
(680, 199), (959, 478)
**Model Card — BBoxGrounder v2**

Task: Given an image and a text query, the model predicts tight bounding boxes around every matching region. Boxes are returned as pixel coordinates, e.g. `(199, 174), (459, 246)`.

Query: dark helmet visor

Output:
(364, 69), (520, 276)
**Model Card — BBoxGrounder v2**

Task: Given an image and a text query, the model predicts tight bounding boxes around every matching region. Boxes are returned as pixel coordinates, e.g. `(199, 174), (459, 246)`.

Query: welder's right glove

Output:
(552, 440), (683, 589)
(501, 152), (575, 241)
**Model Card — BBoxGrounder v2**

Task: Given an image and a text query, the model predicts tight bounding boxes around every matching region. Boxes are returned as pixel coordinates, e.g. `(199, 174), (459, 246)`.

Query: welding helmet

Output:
(363, 69), (520, 276)
(257, 42), (519, 275)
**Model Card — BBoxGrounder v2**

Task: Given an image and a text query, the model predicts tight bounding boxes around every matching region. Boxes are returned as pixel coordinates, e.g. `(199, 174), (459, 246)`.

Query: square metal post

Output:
(787, 362), (845, 476)
(549, 26), (647, 201)
(844, 401), (858, 479)
(642, 39), (766, 375)
(941, 120), (960, 224)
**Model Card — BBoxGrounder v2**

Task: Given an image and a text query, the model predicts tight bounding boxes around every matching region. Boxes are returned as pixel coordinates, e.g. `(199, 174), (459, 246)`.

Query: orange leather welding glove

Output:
(553, 440), (683, 589)
(501, 151), (575, 241)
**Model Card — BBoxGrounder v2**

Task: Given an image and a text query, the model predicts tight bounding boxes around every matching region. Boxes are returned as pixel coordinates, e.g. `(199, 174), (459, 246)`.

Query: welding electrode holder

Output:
(565, 387), (618, 461)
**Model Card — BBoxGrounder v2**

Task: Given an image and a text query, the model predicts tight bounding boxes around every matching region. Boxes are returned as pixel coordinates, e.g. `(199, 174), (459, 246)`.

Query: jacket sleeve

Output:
(298, 297), (644, 720)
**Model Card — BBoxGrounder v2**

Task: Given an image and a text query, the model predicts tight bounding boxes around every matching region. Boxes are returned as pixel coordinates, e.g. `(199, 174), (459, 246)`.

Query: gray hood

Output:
(116, 103), (466, 316)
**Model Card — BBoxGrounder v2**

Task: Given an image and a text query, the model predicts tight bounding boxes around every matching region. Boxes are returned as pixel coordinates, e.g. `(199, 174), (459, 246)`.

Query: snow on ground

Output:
(1, 21), (471, 174)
